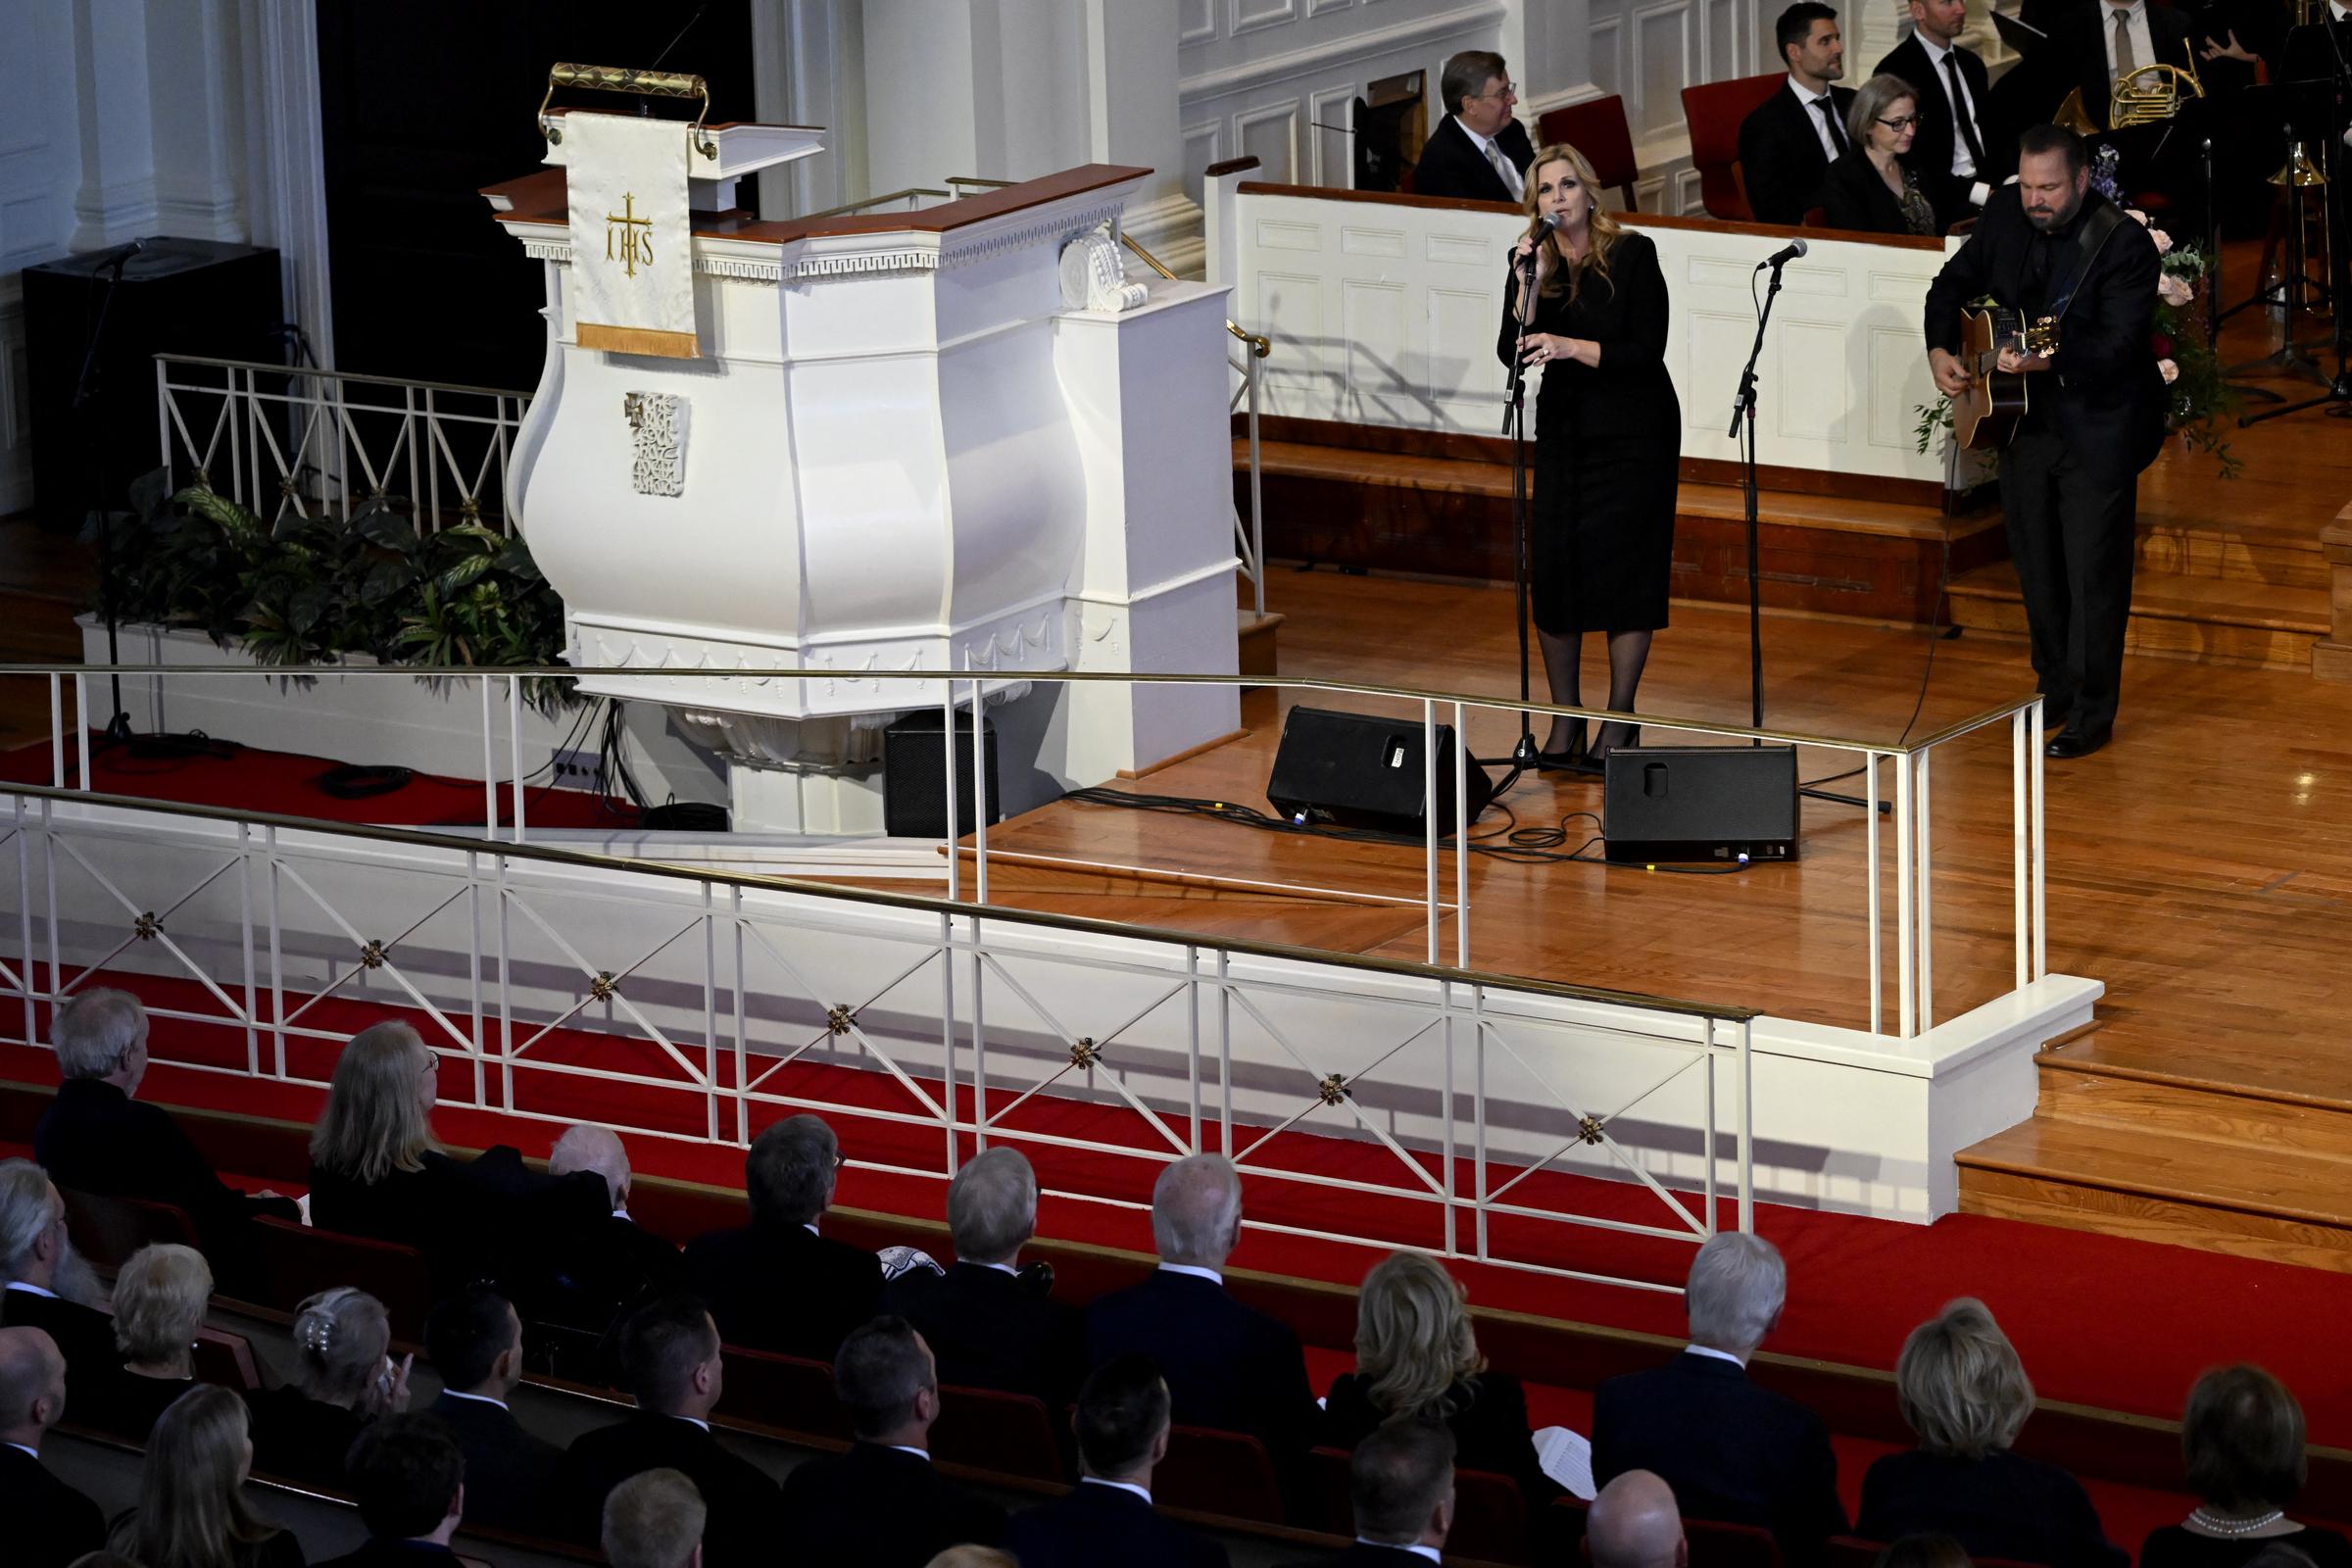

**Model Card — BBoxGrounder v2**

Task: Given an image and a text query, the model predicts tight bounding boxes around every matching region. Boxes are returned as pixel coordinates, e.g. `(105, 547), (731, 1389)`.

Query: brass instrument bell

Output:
(2111, 61), (2204, 128)
(2271, 142), (2327, 187)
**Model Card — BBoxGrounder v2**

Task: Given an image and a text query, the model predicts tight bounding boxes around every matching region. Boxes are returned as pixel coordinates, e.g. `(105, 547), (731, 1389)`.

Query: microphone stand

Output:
(73, 240), (141, 750)
(2240, 17), (2352, 424)
(1475, 234), (1547, 791)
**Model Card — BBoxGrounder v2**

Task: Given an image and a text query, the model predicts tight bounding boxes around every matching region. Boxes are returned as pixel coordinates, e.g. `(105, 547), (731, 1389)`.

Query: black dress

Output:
(1821, 149), (1938, 235)
(1856, 1447), (2126, 1568)
(2141, 1525), (2352, 1568)
(1495, 231), (1681, 636)
(1320, 1370), (1562, 1504)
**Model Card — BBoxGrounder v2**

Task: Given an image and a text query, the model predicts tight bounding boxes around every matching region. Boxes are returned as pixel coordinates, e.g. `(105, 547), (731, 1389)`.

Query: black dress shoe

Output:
(2043, 724), (2111, 760)
(1536, 725), (1589, 773)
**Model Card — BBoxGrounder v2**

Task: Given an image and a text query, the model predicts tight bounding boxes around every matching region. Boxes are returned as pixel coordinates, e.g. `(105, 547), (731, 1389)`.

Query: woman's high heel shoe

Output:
(1535, 723), (1588, 773)
(1573, 723), (1640, 775)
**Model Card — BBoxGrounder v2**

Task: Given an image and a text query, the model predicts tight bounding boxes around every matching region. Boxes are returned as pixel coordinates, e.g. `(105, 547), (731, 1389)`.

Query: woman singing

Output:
(1496, 142), (1681, 771)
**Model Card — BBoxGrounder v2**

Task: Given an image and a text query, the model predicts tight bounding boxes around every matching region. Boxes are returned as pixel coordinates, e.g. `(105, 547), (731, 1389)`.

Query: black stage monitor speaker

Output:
(1266, 706), (1494, 837)
(883, 710), (1003, 839)
(1603, 746), (1799, 863)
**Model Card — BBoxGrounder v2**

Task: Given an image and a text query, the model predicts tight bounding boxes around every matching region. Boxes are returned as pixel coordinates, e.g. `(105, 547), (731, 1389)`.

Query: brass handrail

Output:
(799, 186), (951, 220)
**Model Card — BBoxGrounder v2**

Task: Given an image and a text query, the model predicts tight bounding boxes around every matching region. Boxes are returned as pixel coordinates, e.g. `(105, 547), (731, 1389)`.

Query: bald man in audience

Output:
(514, 1123), (681, 1341)
(1590, 1471), (1690, 1568)
(0, 1325), (107, 1568)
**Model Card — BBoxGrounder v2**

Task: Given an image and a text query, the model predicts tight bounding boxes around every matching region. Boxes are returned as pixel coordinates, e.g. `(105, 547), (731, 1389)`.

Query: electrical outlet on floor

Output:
(551, 748), (605, 792)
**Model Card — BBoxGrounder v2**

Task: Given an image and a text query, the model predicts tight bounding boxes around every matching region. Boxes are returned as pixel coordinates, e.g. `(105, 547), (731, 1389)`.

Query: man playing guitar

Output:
(1924, 122), (2164, 760)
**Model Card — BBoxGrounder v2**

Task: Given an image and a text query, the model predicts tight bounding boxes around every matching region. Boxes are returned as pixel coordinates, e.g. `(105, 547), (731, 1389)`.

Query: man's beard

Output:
(52, 1240), (110, 1309)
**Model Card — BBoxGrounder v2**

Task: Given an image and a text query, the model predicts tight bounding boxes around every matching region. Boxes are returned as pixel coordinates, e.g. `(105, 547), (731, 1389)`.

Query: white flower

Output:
(2157, 272), (2193, 307)
(2159, 357), (2180, 384)
(2148, 227), (2173, 255)
(2127, 208), (2151, 225)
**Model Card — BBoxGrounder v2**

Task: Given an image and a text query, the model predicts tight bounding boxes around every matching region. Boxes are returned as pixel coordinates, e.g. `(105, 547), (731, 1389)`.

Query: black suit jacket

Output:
(1004, 1480), (1229, 1568)
(1738, 81), (1858, 223)
(1820, 150), (1931, 234)
(313, 1542), (464, 1568)
(1, 1286), (123, 1411)
(2047, 1), (2194, 127)
(244, 1385), (368, 1492)
(681, 1221), (879, 1363)
(1874, 33), (1999, 224)
(309, 1147), (610, 1296)
(554, 1411), (782, 1568)
(1278, 1544), (1439, 1567)
(1592, 1350), (1847, 1565)
(1923, 184), (2165, 479)
(1086, 1269), (1319, 1461)
(882, 1259), (1084, 1408)
(1319, 1370), (1557, 1503)
(1411, 115), (1536, 203)
(775, 1443), (1005, 1568)
(3, 1443), (108, 1568)
(1859, 1448), (2127, 1568)
(423, 1392), (563, 1536)
(508, 1210), (682, 1344)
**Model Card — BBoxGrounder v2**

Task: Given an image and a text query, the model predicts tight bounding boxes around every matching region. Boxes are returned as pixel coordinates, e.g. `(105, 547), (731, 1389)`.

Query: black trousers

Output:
(1998, 423), (2137, 735)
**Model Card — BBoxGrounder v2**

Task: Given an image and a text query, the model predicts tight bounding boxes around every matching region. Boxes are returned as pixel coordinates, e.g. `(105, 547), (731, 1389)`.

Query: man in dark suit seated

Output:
(1739, 3), (1859, 222)
(1410, 50), (1536, 203)
(315, 1414), (468, 1568)
(421, 1286), (563, 1536)
(512, 1123), (682, 1350)
(603, 1468), (706, 1568)
(1589, 1470), (1690, 1568)
(1288, 1418), (1458, 1566)
(681, 1113), (879, 1361)
(1004, 1353), (1229, 1568)
(0, 1326), (107, 1568)
(775, 1315), (1006, 1568)
(1592, 1232), (1846, 1566)
(0, 1159), (122, 1396)
(34, 989), (298, 1295)
(2050, 0), (2193, 130)
(1877, 0), (2002, 226)
(554, 1296), (784, 1568)
(1085, 1153), (1319, 1472)
(882, 1146), (1082, 1408)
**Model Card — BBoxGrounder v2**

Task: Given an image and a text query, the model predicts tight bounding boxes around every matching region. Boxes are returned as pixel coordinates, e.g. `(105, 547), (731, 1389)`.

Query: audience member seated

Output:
(108, 1384), (306, 1568)
(1004, 1353), (1229, 1568)
(246, 1287), (411, 1491)
(1873, 0), (2000, 226)
(1409, 49), (1534, 203)
(1086, 1153), (1318, 1469)
(35, 989), (297, 1294)
(315, 1414), (468, 1568)
(924, 1551), (1019, 1568)
(95, 1242), (211, 1442)
(1739, 2), (1858, 224)
(1589, 1470), (1690, 1568)
(420, 1285), (562, 1537)
(1, 1325), (107, 1568)
(603, 1468), (707, 1568)
(2141, 1366), (2352, 1568)
(777, 1315), (1007, 1568)
(0, 1158), (122, 1395)
(1858, 1298), (2123, 1568)
(516, 1124), (683, 1344)
(882, 1147), (1082, 1408)
(1592, 1232), (1846, 1565)
(1291, 1416), (1458, 1566)
(1319, 1249), (1560, 1504)
(681, 1114), (879, 1361)
(554, 1296), (782, 1568)
(1877, 1534), (1976, 1568)
(1822, 75), (1939, 234)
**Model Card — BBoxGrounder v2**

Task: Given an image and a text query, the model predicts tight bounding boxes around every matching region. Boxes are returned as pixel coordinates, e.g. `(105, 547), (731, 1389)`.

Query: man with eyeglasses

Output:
(1411, 50), (1535, 203)
(1876, 0), (2000, 228)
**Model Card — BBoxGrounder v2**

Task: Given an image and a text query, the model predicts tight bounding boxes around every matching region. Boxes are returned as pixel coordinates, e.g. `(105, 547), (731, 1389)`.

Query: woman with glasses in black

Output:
(1823, 74), (1942, 234)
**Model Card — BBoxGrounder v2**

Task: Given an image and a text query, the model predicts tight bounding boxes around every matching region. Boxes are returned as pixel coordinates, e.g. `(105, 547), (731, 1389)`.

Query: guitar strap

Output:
(2043, 198), (2129, 327)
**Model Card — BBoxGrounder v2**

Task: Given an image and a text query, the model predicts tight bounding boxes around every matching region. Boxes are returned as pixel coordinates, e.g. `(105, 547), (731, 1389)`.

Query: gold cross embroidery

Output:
(606, 192), (654, 277)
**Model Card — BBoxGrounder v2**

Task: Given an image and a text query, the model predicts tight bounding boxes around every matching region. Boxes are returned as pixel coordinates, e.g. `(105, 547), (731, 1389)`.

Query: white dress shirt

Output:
(439, 1389), (511, 1411)
(1915, 32), (1991, 205)
(1082, 1477), (1153, 1503)
(1450, 115), (1526, 201)
(2100, 0), (2157, 77)
(1354, 1543), (1443, 1563)
(5, 1440), (39, 1459)
(1786, 75), (1845, 163)
(1685, 1343), (1749, 1368)
(1156, 1261), (1224, 1286)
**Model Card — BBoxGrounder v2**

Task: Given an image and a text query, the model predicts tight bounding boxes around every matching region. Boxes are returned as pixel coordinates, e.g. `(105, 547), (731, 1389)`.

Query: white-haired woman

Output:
(243, 1286), (410, 1491)
(96, 1243), (213, 1442)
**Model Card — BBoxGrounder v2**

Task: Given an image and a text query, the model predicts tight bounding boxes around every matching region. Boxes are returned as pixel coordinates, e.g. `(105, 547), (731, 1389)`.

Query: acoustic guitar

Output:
(1953, 306), (2060, 450)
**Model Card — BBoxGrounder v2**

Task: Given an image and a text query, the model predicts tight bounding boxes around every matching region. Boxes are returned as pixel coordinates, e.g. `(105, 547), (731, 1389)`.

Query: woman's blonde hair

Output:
(1356, 1250), (1485, 1419)
(108, 1385), (281, 1568)
(310, 1020), (437, 1183)
(112, 1243), (213, 1364)
(1895, 1298), (2034, 1458)
(290, 1286), (395, 1412)
(1521, 142), (1629, 299)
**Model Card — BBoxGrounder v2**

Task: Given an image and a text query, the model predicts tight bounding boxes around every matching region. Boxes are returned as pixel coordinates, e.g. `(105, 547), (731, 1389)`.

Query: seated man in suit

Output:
(514, 1123), (682, 1348)
(316, 1414), (468, 1568)
(0, 1159), (121, 1394)
(1297, 1418), (1458, 1566)
(421, 1286), (563, 1535)
(1411, 50), (1535, 203)
(1004, 1353), (1229, 1568)
(603, 1468), (706, 1568)
(1592, 1232), (1845, 1566)
(882, 1146), (1082, 1408)
(1085, 1153), (1319, 1473)
(0, 1326), (107, 1568)
(34, 989), (298, 1294)
(1876, 0), (2001, 226)
(554, 1296), (783, 1568)
(1590, 1470), (1690, 1568)
(1739, 2), (1858, 223)
(2057, 0), (2193, 129)
(776, 1315), (1006, 1568)
(681, 1113), (879, 1361)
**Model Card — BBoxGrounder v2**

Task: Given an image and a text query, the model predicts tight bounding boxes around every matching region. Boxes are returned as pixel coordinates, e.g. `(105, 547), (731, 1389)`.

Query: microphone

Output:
(1758, 237), (1808, 270)
(1533, 211), (1566, 234)
(85, 237), (145, 272)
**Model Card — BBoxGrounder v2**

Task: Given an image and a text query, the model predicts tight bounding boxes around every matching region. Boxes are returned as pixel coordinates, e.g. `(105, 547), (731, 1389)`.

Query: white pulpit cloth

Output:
(564, 111), (700, 359)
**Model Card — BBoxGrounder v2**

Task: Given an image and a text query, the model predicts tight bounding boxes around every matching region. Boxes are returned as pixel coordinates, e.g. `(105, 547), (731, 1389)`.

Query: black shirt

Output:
(2142, 1525), (2352, 1568)
(1857, 1448), (2126, 1568)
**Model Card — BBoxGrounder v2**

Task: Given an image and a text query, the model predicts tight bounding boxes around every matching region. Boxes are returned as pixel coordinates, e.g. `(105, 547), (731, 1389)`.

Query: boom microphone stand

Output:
(2240, 17), (2352, 425)
(1475, 226), (1549, 791)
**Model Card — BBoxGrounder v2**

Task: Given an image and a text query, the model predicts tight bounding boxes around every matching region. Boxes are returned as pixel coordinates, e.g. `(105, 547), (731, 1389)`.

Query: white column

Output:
(751, 0), (867, 220)
(238, 0), (331, 366)
(1083, 0), (1201, 275)
(69, 0), (163, 249)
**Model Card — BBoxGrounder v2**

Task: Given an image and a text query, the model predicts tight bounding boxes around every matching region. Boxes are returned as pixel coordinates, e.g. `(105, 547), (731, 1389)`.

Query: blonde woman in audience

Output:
(97, 1243), (211, 1441)
(307, 1021), (464, 1250)
(107, 1383), (305, 1568)
(2141, 1367), (2352, 1568)
(244, 1286), (411, 1491)
(1858, 1298), (2123, 1568)
(1319, 1249), (1564, 1501)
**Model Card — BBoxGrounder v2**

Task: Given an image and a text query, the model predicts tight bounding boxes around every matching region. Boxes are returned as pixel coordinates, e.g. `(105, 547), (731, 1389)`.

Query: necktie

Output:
(1485, 138), (1524, 201)
(2113, 9), (2137, 75)
(1944, 54), (1986, 170)
(1813, 95), (1849, 156)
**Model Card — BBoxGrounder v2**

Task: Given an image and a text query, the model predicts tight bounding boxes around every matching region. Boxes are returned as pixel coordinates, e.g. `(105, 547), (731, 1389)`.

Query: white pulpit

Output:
(484, 123), (1239, 832)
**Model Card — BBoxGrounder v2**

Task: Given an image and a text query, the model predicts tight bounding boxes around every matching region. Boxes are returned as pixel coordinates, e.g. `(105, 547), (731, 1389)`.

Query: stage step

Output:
(1946, 560), (2329, 669)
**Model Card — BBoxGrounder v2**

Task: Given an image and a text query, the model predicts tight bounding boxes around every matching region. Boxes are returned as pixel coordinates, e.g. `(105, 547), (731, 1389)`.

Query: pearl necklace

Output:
(2187, 1508), (2286, 1536)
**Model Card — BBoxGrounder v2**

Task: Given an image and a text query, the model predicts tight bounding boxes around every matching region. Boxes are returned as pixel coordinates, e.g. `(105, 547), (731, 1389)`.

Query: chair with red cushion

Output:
(251, 1215), (432, 1344)
(60, 1188), (200, 1271)
(1155, 1424), (1285, 1525)
(1537, 95), (1642, 210)
(928, 1382), (1065, 1483)
(713, 1343), (854, 1443)
(1686, 1516), (1787, 1568)
(1681, 73), (1788, 220)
